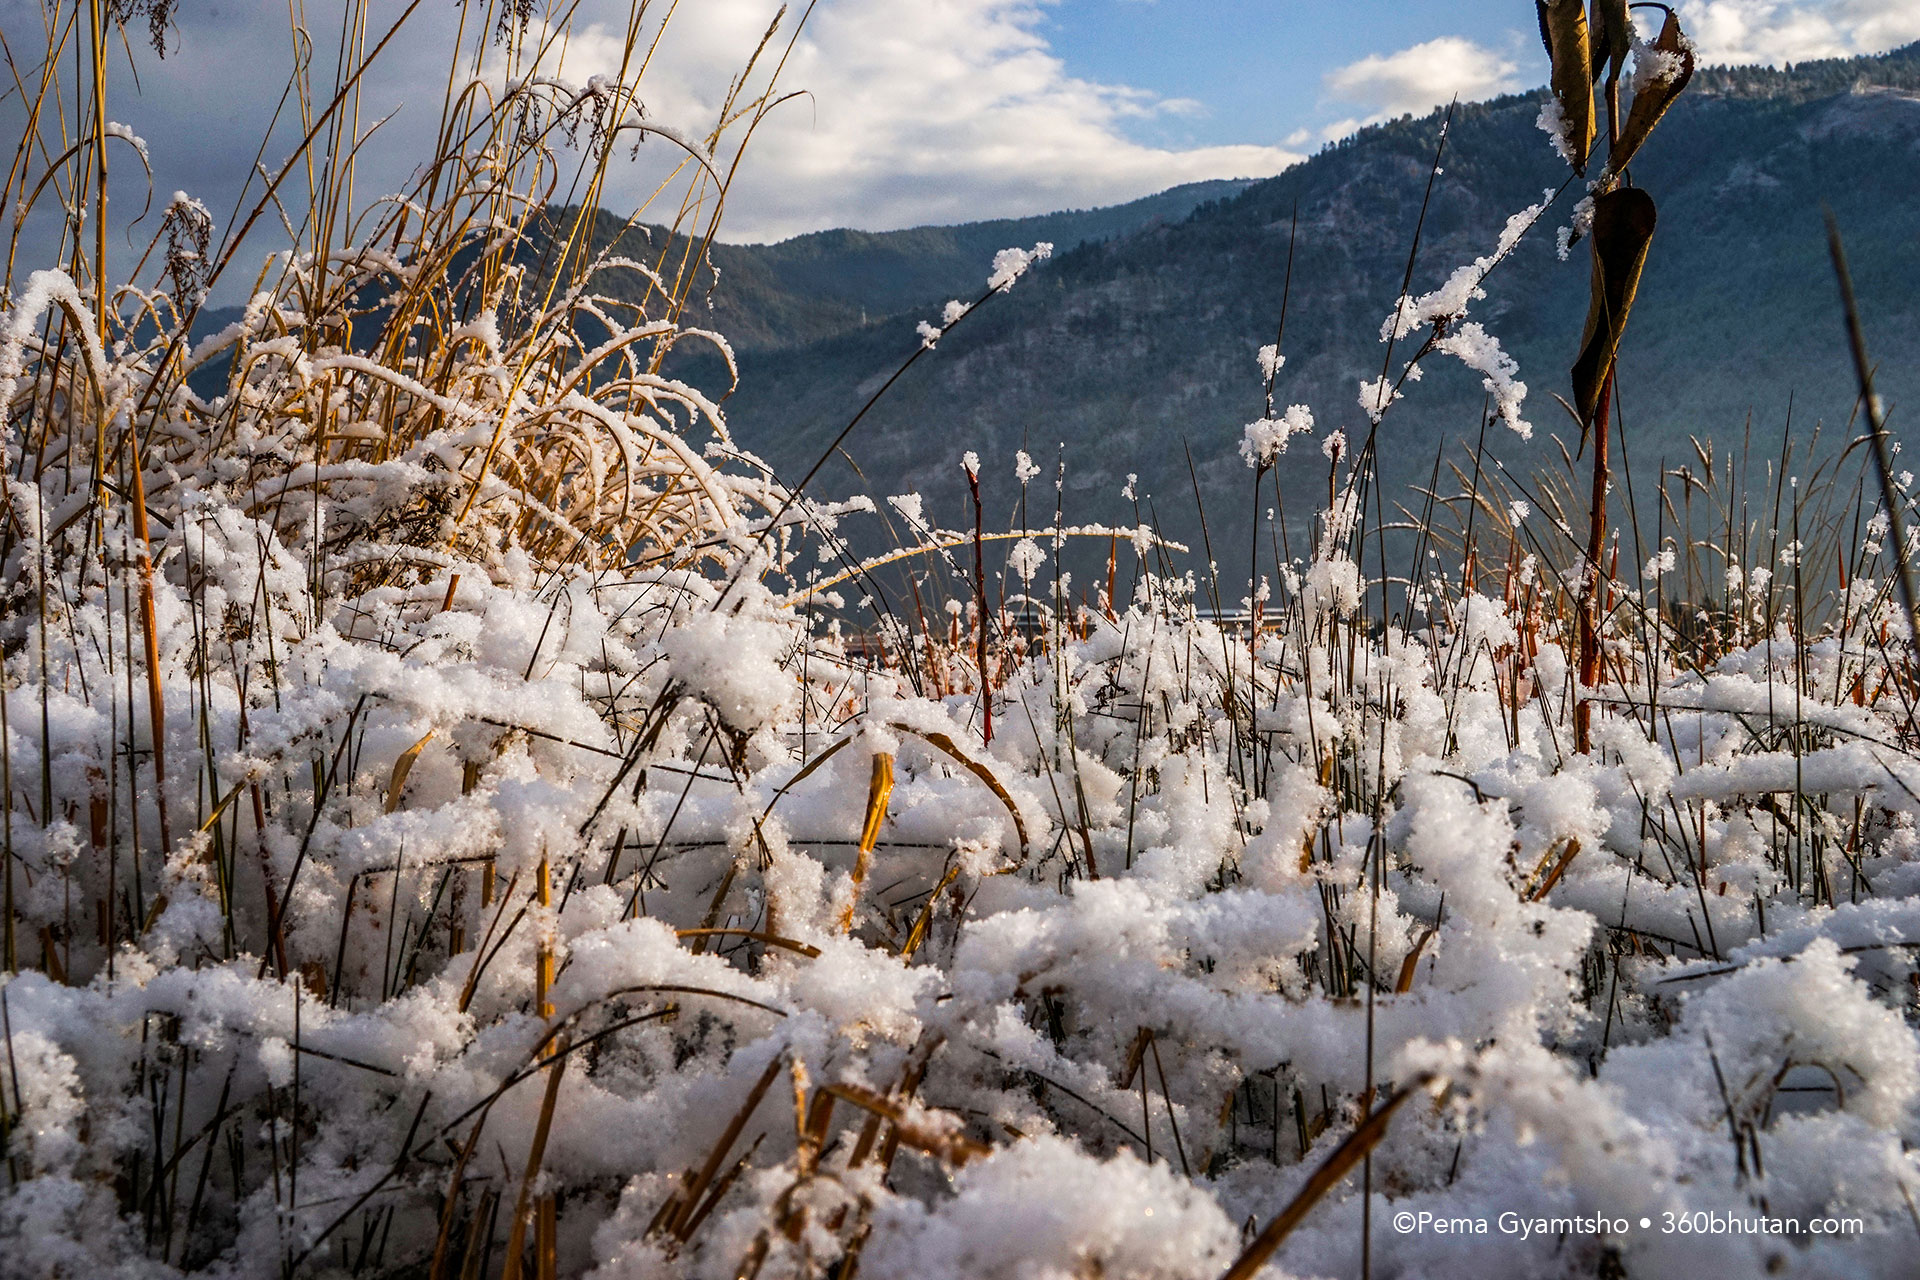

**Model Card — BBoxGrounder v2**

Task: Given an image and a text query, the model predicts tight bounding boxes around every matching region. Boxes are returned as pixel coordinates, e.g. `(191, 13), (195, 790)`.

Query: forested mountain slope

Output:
(683, 43), (1920, 585)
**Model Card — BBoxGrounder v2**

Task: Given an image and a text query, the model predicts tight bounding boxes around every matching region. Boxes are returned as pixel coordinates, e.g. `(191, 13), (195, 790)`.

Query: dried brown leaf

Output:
(1537, 0), (1596, 173)
(1610, 8), (1695, 173)
(1572, 187), (1658, 426)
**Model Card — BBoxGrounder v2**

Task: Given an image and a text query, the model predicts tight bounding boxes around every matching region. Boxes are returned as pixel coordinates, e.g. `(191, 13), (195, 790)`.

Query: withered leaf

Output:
(1610, 8), (1695, 173)
(1572, 187), (1658, 426)
(1537, 0), (1596, 174)
(1588, 0), (1631, 85)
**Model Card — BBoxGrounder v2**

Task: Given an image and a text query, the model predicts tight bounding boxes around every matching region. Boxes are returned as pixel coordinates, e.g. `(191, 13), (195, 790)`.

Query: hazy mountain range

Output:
(629, 41), (1919, 591)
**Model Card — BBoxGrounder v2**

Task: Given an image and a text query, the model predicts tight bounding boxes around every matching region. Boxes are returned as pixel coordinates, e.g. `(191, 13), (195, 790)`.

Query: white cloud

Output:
(1312, 117), (1367, 145)
(1677, 0), (1920, 65)
(1304, 4), (1919, 147)
(593, 0), (1302, 241)
(1323, 37), (1521, 125)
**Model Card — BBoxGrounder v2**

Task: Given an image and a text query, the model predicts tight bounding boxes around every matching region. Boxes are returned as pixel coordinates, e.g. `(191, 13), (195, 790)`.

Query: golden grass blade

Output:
(428, 1103), (492, 1280)
(459, 867), (522, 1014)
(682, 736), (853, 953)
(198, 781), (247, 835)
(500, 1032), (568, 1280)
(1394, 928), (1437, 994)
(886, 723), (1030, 860)
(899, 862), (962, 960)
(820, 1082), (991, 1166)
(838, 752), (894, 934)
(665, 1053), (786, 1240)
(535, 851), (554, 1020)
(1219, 1076), (1434, 1280)
(386, 730), (436, 814)
(675, 928), (822, 958)
(749, 735), (852, 840)
(1528, 837), (1583, 901)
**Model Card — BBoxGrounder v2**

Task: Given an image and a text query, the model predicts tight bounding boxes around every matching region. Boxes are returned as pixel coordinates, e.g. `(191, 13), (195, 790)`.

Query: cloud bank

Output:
(1312, 1), (1919, 147)
(0, 0), (1302, 257)
(1678, 0), (1920, 65)
(1325, 36), (1523, 123)
(626, 0), (1304, 241)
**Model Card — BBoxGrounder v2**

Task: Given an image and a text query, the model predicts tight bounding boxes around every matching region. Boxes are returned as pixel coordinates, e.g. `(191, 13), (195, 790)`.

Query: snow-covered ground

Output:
(6, 358), (1920, 1276)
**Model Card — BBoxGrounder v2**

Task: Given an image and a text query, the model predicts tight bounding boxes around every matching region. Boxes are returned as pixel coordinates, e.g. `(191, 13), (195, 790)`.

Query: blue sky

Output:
(1041, 0), (1546, 151)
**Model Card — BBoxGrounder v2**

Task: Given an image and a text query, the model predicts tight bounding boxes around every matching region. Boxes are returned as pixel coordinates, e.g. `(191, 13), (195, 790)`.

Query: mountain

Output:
(558, 179), (1255, 353)
(658, 42), (1920, 592)
(180, 178), (1250, 381)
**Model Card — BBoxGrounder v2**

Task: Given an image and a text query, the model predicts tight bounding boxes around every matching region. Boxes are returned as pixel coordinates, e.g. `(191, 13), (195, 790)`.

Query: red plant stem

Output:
(1575, 369), (1616, 753)
(968, 470), (991, 744)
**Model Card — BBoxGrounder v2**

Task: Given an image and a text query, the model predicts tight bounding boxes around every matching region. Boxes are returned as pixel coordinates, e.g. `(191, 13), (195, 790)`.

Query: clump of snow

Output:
(988, 241), (1053, 291)
(1537, 97), (1576, 165)
(1358, 374), (1402, 423)
(1557, 194), (1597, 260)
(1008, 536), (1047, 584)
(1239, 403), (1315, 468)
(1257, 343), (1285, 382)
(919, 298), (970, 348)
(862, 1136), (1236, 1280)
(1432, 322), (1531, 438)
(1371, 191), (1552, 436)
(661, 602), (800, 734)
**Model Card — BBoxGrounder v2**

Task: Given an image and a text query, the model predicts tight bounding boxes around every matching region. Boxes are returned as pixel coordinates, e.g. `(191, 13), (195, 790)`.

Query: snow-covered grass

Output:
(6, 5), (1920, 1279)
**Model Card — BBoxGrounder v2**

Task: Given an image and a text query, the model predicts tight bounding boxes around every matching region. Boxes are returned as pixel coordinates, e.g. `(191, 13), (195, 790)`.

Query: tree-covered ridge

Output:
(537, 179), (1254, 353)
(683, 41), (1920, 584)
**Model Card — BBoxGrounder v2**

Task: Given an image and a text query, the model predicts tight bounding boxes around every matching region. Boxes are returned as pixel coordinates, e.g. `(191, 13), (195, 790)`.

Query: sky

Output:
(4, 0), (1917, 286)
